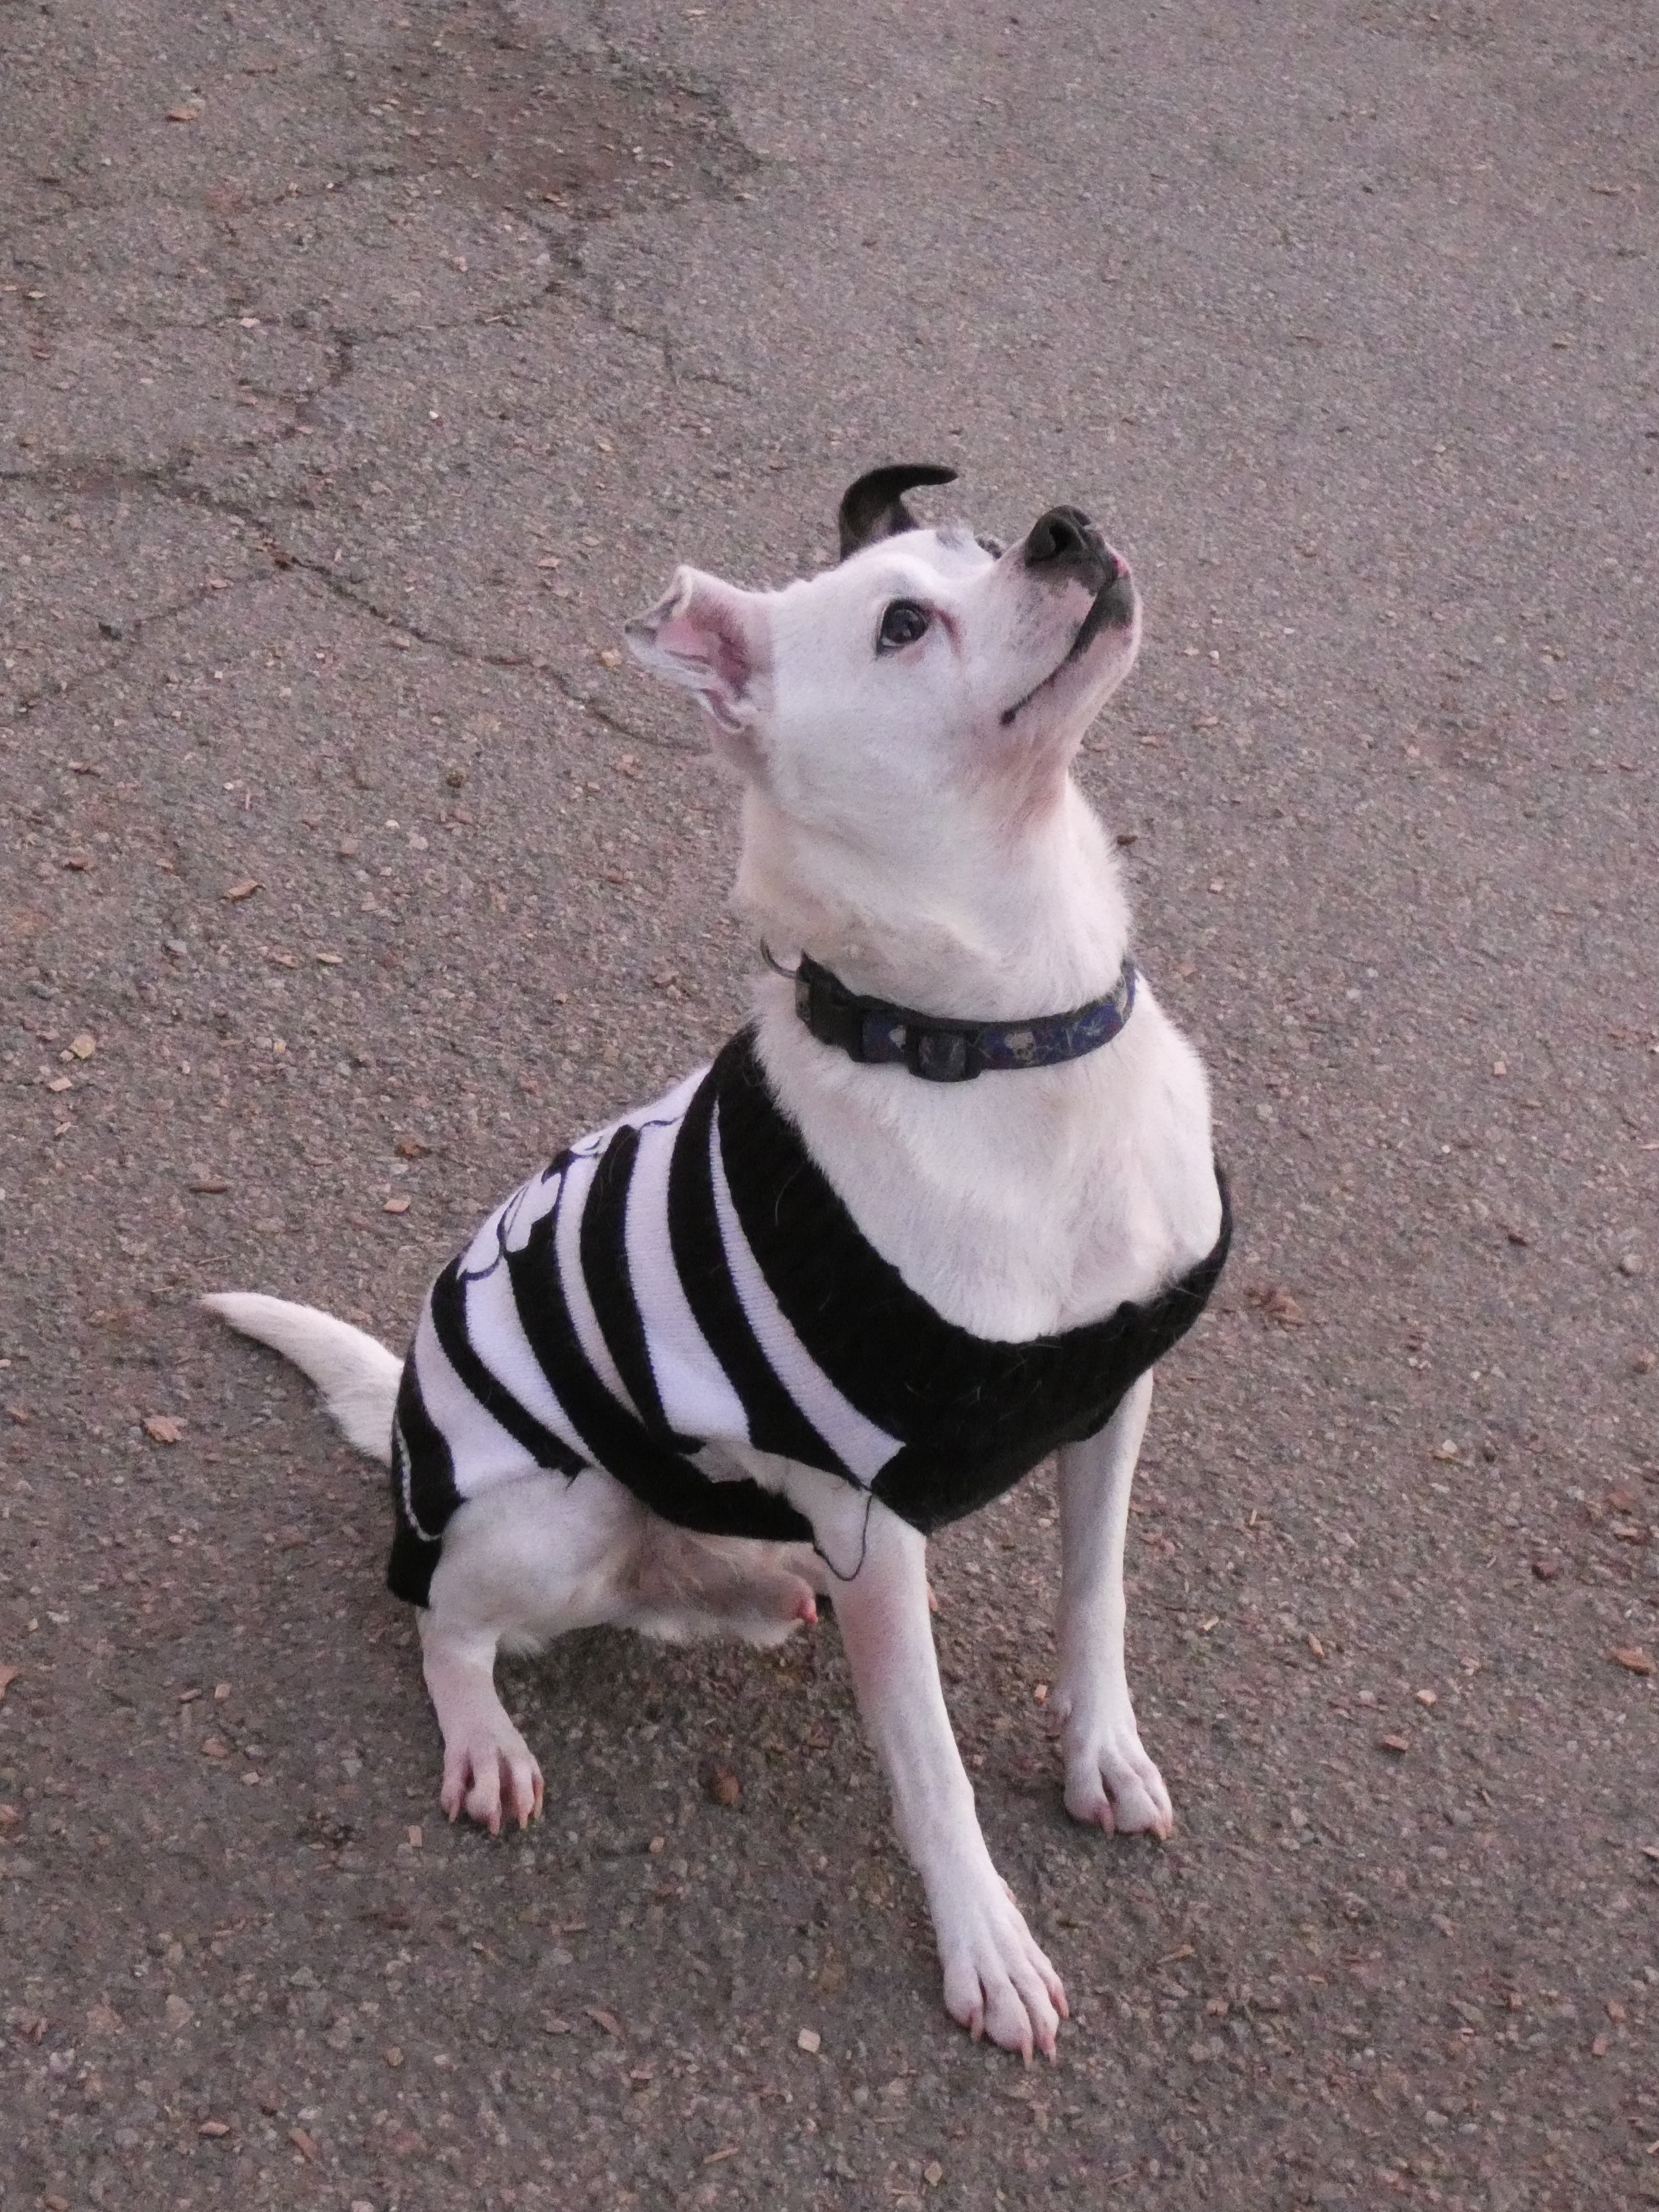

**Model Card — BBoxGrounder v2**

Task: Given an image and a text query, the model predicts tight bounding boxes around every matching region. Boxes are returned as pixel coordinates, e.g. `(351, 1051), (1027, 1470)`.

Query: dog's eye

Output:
(877, 600), (931, 652)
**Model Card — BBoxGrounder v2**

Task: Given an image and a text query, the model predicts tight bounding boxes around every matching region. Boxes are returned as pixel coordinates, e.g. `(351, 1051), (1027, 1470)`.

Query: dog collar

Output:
(775, 949), (1137, 1083)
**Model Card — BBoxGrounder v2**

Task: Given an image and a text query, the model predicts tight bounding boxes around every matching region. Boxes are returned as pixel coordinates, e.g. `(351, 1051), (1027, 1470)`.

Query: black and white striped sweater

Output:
(387, 1029), (1230, 1607)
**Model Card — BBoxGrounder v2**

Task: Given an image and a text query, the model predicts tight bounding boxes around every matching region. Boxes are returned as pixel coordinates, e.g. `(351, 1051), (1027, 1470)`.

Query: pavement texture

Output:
(2, 1), (1657, 2207)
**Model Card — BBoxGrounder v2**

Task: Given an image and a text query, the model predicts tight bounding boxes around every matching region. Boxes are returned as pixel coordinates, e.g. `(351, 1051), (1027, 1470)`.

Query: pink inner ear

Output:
(658, 600), (754, 699)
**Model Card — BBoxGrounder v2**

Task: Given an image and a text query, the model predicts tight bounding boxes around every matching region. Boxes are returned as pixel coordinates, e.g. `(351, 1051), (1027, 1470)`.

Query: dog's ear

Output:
(837, 463), (958, 561)
(625, 567), (770, 744)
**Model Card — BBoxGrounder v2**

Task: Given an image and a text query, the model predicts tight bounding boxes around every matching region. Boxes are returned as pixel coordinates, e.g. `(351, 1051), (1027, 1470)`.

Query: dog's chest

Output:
(851, 1144), (1193, 1340)
(759, 998), (1220, 1342)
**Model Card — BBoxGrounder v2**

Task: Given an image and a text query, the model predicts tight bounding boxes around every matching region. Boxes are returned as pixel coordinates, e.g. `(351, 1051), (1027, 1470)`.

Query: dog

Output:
(207, 464), (1228, 2061)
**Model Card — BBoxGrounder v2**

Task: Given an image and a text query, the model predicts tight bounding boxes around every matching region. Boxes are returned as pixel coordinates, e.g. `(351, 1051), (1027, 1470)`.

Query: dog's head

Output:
(625, 466), (1141, 976)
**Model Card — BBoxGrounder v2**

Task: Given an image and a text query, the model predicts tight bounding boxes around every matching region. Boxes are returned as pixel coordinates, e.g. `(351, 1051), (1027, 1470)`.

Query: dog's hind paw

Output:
(936, 1881), (1068, 2061)
(1060, 1710), (1173, 1840)
(439, 1719), (545, 1837)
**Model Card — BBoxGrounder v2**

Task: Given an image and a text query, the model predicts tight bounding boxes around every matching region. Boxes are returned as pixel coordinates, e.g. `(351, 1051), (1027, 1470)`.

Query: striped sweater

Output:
(388, 1029), (1230, 1607)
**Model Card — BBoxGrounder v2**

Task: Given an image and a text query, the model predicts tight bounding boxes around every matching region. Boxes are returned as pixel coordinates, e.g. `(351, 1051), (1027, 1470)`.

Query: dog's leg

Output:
(419, 1610), (543, 1836)
(619, 1523), (820, 1647)
(417, 1469), (641, 1835)
(1053, 1372), (1173, 1838)
(810, 1480), (1067, 2059)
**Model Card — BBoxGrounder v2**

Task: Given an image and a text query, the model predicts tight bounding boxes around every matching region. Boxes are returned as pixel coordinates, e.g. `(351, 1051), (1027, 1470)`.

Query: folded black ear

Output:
(837, 463), (958, 561)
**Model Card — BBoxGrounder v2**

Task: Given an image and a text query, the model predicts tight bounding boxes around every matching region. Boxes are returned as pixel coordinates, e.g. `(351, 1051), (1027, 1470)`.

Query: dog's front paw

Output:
(934, 1877), (1068, 2061)
(440, 1717), (544, 1837)
(1059, 1699), (1173, 1840)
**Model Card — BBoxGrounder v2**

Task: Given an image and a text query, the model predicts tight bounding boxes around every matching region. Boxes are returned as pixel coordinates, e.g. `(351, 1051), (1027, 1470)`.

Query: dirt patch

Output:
(354, 2), (755, 218)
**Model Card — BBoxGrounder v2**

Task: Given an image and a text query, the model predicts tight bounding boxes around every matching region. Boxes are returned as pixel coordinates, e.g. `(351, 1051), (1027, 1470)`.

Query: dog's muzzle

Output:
(1023, 506), (1117, 589)
(1022, 506), (1136, 627)
(998, 510), (1137, 728)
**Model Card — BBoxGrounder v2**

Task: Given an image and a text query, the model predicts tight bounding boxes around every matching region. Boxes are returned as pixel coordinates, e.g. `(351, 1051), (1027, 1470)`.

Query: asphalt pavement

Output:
(2, 2), (1656, 2208)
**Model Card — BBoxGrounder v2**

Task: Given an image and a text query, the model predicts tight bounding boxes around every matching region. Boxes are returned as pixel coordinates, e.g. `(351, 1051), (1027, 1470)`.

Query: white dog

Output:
(207, 466), (1228, 2061)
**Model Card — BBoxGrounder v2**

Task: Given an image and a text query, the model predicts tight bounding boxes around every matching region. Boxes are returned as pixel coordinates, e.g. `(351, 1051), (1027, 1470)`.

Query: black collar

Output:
(776, 950), (1137, 1083)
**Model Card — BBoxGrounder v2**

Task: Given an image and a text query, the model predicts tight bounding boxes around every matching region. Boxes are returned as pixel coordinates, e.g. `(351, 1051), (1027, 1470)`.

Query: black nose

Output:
(1023, 506), (1120, 584)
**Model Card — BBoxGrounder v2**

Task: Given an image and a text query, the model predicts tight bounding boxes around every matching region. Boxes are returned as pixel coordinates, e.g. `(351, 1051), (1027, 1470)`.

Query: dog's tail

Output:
(202, 1293), (401, 1467)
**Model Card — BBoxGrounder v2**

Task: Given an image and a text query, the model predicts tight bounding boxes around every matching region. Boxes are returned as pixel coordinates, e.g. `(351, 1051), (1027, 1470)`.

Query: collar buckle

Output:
(902, 1023), (979, 1083)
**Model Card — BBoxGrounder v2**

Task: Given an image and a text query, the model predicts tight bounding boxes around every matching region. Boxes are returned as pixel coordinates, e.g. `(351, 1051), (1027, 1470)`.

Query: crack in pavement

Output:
(2, 10), (748, 758)
(0, 454), (313, 515)
(4, 567), (273, 718)
(2, 454), (684, 750)
(285, 561), (680, 751)
(4, 175), (358, 235)
(5, 142), (590, 262)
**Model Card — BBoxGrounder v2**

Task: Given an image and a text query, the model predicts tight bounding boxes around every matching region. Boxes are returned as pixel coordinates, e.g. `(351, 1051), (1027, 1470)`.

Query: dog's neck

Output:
(734, 773), (1131, 1024)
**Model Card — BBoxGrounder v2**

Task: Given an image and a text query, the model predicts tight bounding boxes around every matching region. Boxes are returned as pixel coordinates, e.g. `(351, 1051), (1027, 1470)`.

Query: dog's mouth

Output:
(998, 567), (1137, 728)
